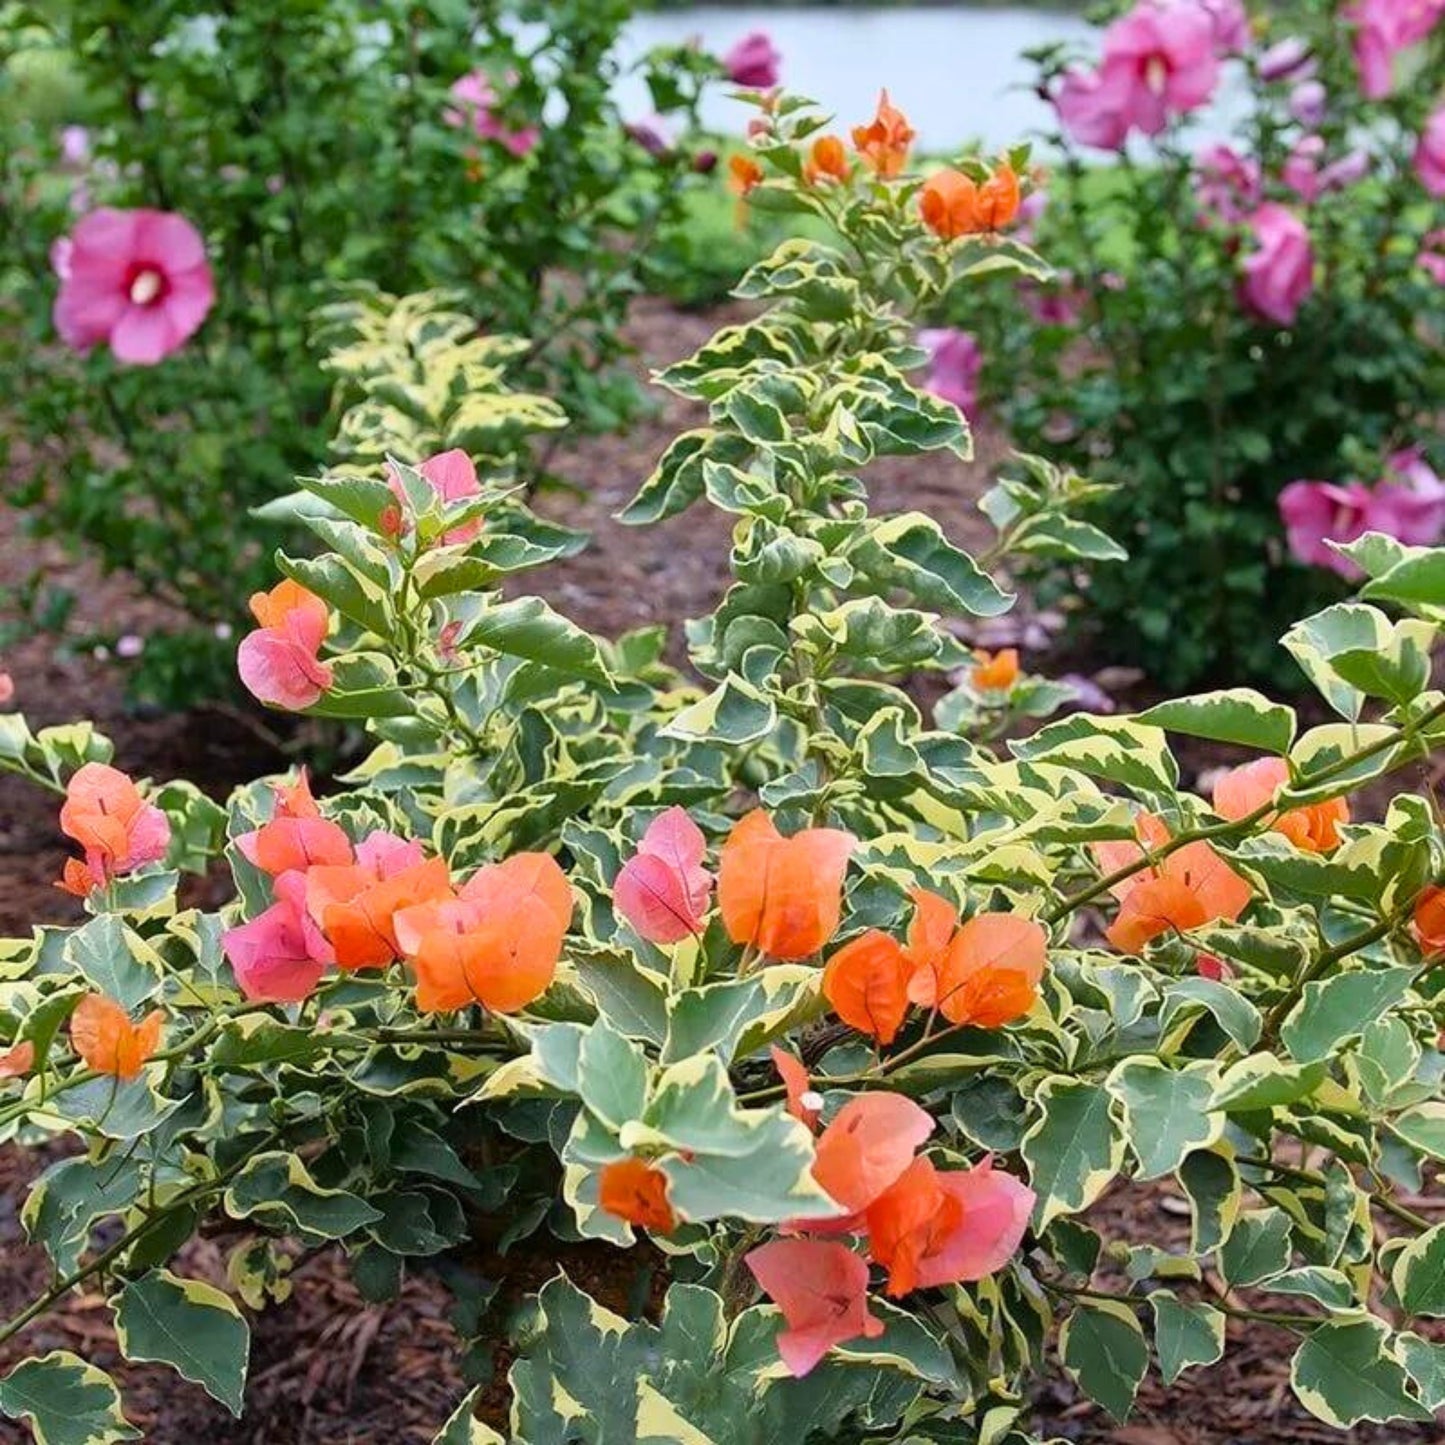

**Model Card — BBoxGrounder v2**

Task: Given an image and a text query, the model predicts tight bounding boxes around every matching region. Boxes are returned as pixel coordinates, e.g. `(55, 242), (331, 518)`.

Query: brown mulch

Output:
(0, 296), (1439, 1442)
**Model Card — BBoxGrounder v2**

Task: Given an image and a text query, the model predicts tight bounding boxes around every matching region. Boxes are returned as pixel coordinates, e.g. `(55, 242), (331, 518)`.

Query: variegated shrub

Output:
(2, 92), (1444, 1445)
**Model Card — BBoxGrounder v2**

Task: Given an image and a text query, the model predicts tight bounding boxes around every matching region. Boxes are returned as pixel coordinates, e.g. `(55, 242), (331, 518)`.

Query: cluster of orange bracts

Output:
(727, 90), (1024, 242)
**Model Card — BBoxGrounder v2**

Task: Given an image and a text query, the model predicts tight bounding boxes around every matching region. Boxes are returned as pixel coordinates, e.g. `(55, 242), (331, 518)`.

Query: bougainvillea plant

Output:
(955, 0), (1445, 691)
(2, 89), (1445, 1444)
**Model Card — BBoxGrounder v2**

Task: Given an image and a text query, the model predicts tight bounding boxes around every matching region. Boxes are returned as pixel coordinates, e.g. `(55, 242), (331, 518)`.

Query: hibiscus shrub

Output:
(3, 90), (1445, 1445)
(950, 0), (1445, 690)
(0, 0), (718, 705)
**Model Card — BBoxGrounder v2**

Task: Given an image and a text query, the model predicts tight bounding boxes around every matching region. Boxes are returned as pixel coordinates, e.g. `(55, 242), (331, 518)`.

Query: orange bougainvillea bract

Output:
(920, 162), (1020, 240)
(770, 1045), (823, 1132)
(1094, 812), (1252, 954)
(745, 1238), (883, 1377)
(718, 809), (855, 960)
(306, 845), (453, 971)
(971, 647), (1020, 693)
(933, 912), (1047, 1027)
(807, 1092), (933, 1225)
(822, 930), (912, 1045)
(57, 762), (172, 896)
(804, 134), (850, 185)
(396, 852), (572, 1013)
(70, 994), (163, 1079)
(865, 1154), (1034, 1297)
(598, 1157), (676, 1234)
(851, 90), (915, 178)
(1212, 756), (1348, 854)
(236, 578), (334, 711)
(0, 1040), (34, 1080)
(1415, 885), (1445, 955)
(728, 153), (764, 196)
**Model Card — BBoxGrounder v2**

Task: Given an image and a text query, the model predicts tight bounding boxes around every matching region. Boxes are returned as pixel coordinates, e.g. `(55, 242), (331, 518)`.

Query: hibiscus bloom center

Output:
(128, 265), (166, 306)
(1143, 53), (1170, 93)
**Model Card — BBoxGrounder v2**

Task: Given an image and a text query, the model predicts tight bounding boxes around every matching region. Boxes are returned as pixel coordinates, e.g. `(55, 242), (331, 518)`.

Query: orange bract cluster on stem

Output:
(746, 1074), (1034, 1375)
(803, 134), (851, 185)
(971, 648), (1020, 693)
(718, 809), (856, 960)
(598, 1157), (677, 1234)
(919, 161), (1021, 240)
(822, 888), (1047, 1044)
(1212, 757), (1349, 854)
(70, 994), (164, 1079)
(851, 90), (915, 178)
(221, 771), (572, 1015)
(57, 762), (171, 897)
(1093, 814), (1251, 954)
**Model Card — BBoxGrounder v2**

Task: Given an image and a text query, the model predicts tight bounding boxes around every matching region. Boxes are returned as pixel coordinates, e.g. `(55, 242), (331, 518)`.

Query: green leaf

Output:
(1137, 689), (1296, 754)
(1360, 550), (1445, 615)
(1392, 1103), (1445, 1160)
(1148, 1294), (1225, 1385)
(577, 1020), (650, 1132)
(1058, 1299), (1147, 1421)
(64, 916), (164, 1012)
(1106, 1060), (1219, 1180)
(1219, 1208), (1292, 1288)
(0, 1352), (139, 1445)
(1177, 1150), (1240, 1255)
(111, 1270), (249, 1415)
(224, 1151), (382, 1240)
(1392, 1223), (1445, 1317)
(1267, 1267), (1356, 1310)
(434, 1387), (505, 1444)
(1158, 978), (1261, 1054)
(1020, 1079), (1125, 1229)
(1211, 1055), (1326, 1111)
(1290, 1318), (1433, 1427)
(1282, 604), (1390, 721)
(465, 597), (611, 683)
(1010, 715), (1178, 794)
(1280, 967), (1418, 1066)
(1397, 1332), (1445, 1410)
(661, 676), (778, 746)
(850, 513), (1012, 619)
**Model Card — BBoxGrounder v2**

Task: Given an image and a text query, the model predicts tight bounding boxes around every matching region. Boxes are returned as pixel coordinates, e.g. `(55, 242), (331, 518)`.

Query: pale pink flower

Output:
(918, 328), (983, 415)
(387, 448), (483, 546)
(1257, 37), (1313, 81)
(223, 873), (333, 1004)
(1284, 138), (1371, 202)
(0, 672), (12, 706)
(1020, 274), (1085, 326)
(722, 31), (782, 88)
(613, 807), (713, 944)
(445, 71), (539, 158)
(1194, 143), (1261, 222)
(1418, 229), (1445, 284)
(625, 114), (673, 157)
(59, 125), (90, 167)
(1373, 448), (1445, 545)
(53, 208), (215, 366)
(1198, 0), (1250, 54)
(1288, 79), (1327, 126)
(1348, 0), (1445, 98)
(1415, 106), (1445, 197)
(1239, 203), (1313, 325)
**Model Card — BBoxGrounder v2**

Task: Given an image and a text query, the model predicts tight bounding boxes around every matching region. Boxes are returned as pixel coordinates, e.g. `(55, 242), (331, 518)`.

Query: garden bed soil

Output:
(1, 296), (1439, 1442)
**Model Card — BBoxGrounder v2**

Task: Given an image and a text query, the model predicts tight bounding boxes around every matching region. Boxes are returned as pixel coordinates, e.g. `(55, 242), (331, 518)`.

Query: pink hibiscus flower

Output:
(1239, 203), (1313, 325)
(1415, 105), (1445, 197)
(445, 71), (539, 158)
(722, 31), (782, 88)
(53, 208), (215, 366)
(918, 328), (983, 415)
